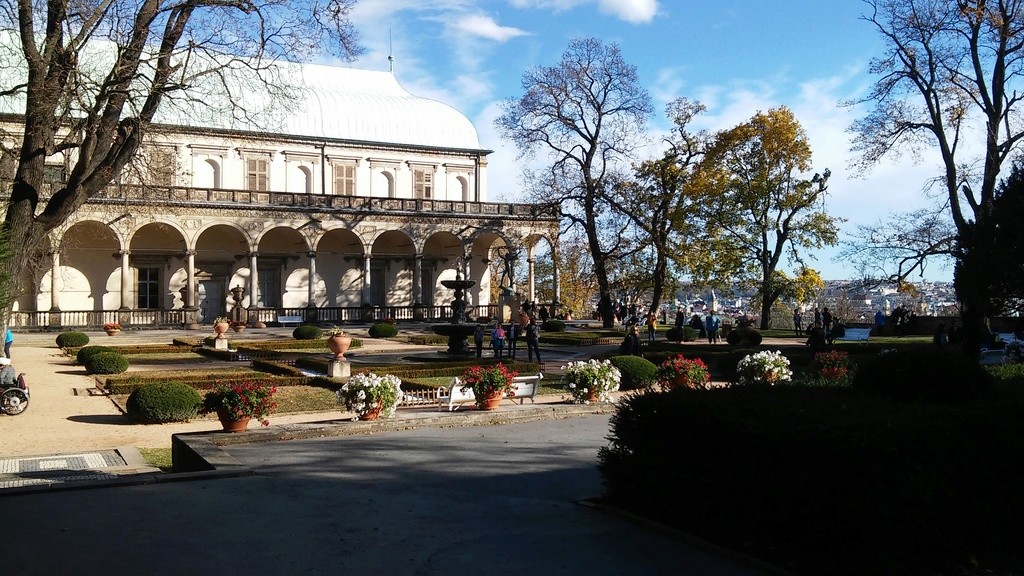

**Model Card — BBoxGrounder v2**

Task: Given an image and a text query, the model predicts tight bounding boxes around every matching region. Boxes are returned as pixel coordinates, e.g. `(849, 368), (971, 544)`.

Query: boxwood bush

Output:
(56, 331), (90, 348)
(292, 324), (323, 340)
(85, 351), (129, 375)
(681, 326), (698, 342)
(368, 322), (398, 338)
(542, 319), (566, 332)
(126, 381), (202, 423)
(852, 347), (992, 403)
(76, 345), (115, 365)
(608, 355), (657, 391)
(599, 386), (1024, 575)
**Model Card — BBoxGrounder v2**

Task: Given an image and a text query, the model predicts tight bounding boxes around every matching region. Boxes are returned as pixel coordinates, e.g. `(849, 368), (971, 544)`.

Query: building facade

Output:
(6, 65), (560, 328)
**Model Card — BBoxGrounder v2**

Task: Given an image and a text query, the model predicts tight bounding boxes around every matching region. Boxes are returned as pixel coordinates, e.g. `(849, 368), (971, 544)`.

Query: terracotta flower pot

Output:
(327, 334), (352, 359)
(232, 325), (245, 333)
(105, 329), (120, 336)
(358, 401), (383, 421)
(216, 408), (250, 432)
(478, 391), (503, 411)
(213, 322), (230, 339)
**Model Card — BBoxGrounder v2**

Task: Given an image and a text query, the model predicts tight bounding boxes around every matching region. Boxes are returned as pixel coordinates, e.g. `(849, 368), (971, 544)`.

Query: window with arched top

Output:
(457, 176), (470, 201)
(195, 158), (221, 188)
(298, 165), (313, 194)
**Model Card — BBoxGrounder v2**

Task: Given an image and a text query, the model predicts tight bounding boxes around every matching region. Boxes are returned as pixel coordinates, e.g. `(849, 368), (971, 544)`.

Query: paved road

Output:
(3, 414), (764, 575)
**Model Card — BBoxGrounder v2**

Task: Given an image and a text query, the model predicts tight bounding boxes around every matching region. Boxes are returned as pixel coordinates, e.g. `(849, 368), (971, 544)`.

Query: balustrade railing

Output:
(11, 304), (502, 330)
(83, 185), (558, 219)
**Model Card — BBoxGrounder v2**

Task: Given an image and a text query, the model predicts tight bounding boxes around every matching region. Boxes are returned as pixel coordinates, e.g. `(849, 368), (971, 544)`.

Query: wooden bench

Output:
(436, 372), (544, 411)
(277, 315), (303, 326)
(834, 327), (871, 343)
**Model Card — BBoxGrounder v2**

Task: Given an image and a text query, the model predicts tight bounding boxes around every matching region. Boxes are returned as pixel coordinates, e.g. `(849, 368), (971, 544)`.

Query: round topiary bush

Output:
(368, 322), (398, 338)
(56, 331), (90, 348)
(84, 351), (129, 375)
(76, 345), (114, 365)
(609, 355), (658, 391)
(293, 324), (323, 340)
(682, 326), (698, 342)
(126, 381), (202, 423)
(542, 319), (566, 332)
(727, 325), (762, 346)
(852, 348), (992, 403)
(665, 327), (683, 342)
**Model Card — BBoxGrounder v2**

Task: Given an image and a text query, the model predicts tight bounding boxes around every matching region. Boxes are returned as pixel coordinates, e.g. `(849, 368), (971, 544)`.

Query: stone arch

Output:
(316, 228), (365, 307)
(421, 231), (466, 312)
(196, 158), (221, 188)
(523, 233), (557, 307)
(456, 175), (470, 201)
(468, 232), (517, 317)
(129, 222), (188, 310)
(193, 224), (250, 322)
(368, 230), (415, 308)
(45, 220), (121, 312)
(256, 226), (310, 308)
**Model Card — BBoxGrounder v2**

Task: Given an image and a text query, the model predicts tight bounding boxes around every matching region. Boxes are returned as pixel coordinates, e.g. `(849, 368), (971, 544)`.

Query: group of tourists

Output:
(473, 303), (543, 363)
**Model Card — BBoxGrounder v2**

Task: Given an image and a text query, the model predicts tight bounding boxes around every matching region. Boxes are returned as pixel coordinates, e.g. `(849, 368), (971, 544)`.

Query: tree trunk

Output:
(954, 220), (997, 359)
(649, 248), (668, 313)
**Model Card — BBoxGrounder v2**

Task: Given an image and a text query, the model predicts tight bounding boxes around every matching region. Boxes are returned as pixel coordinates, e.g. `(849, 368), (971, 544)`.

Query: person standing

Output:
(473, 324), (484, 359)
(814, 307), (822, 327)
(491, 323), (505, 358)
(525, 319), (542, 363)
(4, 328), (12, 359)
(874, 309), (886, 336)
(646, 310), (657, 343)
(822, 307), (833, 333)
(507, 321), (519, 359)
(705, 311), (721, 344)
(793, 308), (803, 335)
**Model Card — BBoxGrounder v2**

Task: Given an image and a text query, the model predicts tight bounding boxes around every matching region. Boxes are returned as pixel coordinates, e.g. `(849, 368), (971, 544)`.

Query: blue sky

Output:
(342, 0), (955, 282)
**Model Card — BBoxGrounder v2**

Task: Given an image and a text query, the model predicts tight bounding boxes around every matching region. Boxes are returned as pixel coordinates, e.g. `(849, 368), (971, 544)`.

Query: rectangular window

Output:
(246, 158), (269, 191)
(257, 266), (279, 307)
(147, 147), (176, 187)
(413, 169), (432, 199)
(137, 268), (160, 309)
(43, 164), (65, 184)
(333, 162), (355, 195)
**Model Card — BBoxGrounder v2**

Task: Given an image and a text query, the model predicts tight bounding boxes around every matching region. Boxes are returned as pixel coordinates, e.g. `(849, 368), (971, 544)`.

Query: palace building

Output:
(4, 62), (559, 329)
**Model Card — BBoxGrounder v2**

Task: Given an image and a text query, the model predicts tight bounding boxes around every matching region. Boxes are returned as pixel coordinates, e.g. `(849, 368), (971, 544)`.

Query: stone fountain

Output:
(431, 272), (478, 357)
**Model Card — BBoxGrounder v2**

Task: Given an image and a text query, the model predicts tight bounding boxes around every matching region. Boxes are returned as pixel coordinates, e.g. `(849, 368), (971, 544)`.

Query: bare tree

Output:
(0, 0), (362, 316)
(852, 0), (1024, 355)
(496, 37), (652, 328)
(839, 207), (956, 287)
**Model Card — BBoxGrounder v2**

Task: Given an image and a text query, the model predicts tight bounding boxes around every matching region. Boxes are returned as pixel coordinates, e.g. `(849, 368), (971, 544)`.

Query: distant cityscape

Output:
(672, 280), (958, 324)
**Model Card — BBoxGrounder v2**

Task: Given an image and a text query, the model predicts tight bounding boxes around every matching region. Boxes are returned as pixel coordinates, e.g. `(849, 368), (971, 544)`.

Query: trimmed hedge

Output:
(85, 351), (129, 375)
(56, 331), (90, 348)
(76, 345), (115, 365)
(368, 322), (398, 338)
(853, 347), (992, 403)
(542, 319), (566, 332)
(293, 324), (323, 340)
(126, 381), (202, 423)
(608, 355), (657, 391)
(599, 386), (1024, 575)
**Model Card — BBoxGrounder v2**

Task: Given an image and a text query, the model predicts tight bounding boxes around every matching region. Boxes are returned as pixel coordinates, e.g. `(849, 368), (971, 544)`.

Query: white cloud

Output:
(454, 14), (529, 42)
(508, 0), (658, 24)
(597, 0), (658, 23)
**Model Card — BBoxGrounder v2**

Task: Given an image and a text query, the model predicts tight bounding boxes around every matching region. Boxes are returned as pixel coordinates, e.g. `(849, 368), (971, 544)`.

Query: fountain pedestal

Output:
(431, 276), (478, 358)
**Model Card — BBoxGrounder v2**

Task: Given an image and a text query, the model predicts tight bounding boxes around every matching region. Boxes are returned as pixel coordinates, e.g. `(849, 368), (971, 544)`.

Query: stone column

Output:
(119, 250), (131, 310)
(248, 252), (260, 308)
(361, 255), (371, 303)
(307, 251), (317, 307)
(413, 255), (425, 320)
(49, 251), (61, 311)
(552, 263), (561, 314)
(185, 250), (196, 308)
(527, 258), (536, 302)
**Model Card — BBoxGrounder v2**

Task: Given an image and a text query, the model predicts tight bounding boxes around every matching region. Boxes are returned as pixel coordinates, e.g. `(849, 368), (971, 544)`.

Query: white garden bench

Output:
(436, 372), (544, 411)
(835, 327), (871, 343)
(277, 315), (303, 326)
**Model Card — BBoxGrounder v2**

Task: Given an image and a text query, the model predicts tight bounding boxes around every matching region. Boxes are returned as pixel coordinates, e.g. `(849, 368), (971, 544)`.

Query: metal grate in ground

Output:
(0, 450), (127, 490)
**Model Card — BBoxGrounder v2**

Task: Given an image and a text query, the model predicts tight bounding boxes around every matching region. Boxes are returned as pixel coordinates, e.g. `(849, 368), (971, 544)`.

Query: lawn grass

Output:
(137, 447), (173, 471)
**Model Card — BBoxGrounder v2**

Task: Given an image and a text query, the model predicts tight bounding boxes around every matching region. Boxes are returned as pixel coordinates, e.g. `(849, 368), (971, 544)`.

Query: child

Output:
(491, 323), (506, 358)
